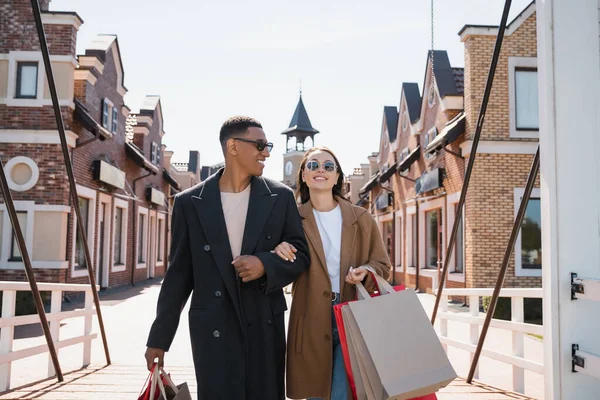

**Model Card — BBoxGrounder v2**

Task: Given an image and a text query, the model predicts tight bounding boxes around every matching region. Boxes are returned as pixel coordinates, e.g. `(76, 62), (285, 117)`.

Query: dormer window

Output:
(427, 86), (436, 107)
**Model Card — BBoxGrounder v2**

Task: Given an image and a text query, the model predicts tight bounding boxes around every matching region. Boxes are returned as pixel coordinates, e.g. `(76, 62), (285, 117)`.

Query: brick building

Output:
(0, 0), (191, 288)
(353, 2), (541, 294)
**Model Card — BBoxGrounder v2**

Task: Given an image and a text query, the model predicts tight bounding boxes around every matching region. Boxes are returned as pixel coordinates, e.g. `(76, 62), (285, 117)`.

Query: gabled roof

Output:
(402, 83), (421, 123)
(424, 50), (463, 99)
(137, 95), (165, 133)
(383, 106), (399, 143)
(282, 94), (319, 136)
(84, 34), (127, 93)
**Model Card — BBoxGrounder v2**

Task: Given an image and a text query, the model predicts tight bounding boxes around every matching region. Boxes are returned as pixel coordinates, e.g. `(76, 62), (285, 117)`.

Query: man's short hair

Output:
(219, 116), (263, 147)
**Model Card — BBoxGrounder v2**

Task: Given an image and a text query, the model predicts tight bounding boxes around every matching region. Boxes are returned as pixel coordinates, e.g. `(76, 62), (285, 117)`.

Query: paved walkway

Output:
(0, 280), (541, 399)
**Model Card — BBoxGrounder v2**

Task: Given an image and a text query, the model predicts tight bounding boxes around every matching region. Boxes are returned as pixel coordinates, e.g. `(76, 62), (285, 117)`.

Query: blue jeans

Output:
(309, 295), (349, 400)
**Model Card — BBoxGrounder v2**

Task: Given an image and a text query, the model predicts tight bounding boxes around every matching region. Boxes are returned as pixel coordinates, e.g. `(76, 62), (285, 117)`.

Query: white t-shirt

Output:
(313, 205), (343, 293)
(220, 185), (251, 259)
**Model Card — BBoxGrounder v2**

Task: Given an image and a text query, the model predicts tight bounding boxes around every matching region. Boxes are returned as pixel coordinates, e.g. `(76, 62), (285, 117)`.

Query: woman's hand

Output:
(272, 241), (297, 262)
(345, 266), (368, 285)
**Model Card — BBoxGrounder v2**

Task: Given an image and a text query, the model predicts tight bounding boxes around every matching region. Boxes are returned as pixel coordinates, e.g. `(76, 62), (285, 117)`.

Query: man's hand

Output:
(345, 266), (369, 285)
(145, 347), (165, 371)
(232, 255), (266, 282)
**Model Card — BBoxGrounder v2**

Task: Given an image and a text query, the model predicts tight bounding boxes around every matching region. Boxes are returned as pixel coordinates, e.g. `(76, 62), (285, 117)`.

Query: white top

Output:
(220, 185), (251, 259)
(313, 205), (343, 293)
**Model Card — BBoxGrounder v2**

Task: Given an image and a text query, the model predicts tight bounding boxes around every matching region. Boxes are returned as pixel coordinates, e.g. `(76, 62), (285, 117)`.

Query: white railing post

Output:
(48, 290), (62, 377)
(440, 294), (448, 352)
(83, 289), (93, 366)
(511, 296), (525, 393)
(0, 290), (16, 392)
(469, 295), (480, 380)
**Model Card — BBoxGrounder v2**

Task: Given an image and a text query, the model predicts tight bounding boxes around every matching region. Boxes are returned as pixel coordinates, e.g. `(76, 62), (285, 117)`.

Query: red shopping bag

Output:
(334, 274), (437, 400)
(138, 363), (169, 400)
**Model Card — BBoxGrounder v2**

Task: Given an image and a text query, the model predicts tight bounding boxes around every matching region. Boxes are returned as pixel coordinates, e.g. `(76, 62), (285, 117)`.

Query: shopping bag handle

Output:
(363, 266), (395, 294)
(159, 367), (180, 394)
(149, 363), (168, 400)
(355, 266), (395, 300)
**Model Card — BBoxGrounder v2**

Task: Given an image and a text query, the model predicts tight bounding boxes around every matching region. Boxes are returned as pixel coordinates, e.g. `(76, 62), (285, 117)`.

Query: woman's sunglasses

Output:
(233, 137), (274, 153)
(305, 160), (337, 172)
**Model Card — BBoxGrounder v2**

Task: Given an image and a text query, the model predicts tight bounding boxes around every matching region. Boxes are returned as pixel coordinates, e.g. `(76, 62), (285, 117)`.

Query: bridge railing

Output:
(0, 281), (98, 392)
(435, 287), (544, 394)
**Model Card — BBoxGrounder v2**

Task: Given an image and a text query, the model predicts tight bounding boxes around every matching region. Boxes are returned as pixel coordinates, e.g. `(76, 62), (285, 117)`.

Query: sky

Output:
(52, 0), (532, 180)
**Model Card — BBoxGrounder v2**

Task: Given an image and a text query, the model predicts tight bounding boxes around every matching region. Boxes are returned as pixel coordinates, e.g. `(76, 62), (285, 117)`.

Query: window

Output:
(9, 212), (28, 261)
(383, 220), (394, 267)
(111, 107), (118, 134)
(138, 214), (146, 263)
(427, 85), (436, 107)
(515, 68), (539, 130)
(514, 188), (542, 277)
(151, 142), (160, 165)
(157, 218), (164, 262)
(74, 197), (90, 269)
(426, 209), (442, 268)
(401, 147), (409, 160)
(521, 198), (542, 269)
(16, 62), (38, 99)
(402, 112), (408, 131)
(454, 204), (464, 273)
(102, 100), (110, 129)
(425, 128), (438, 159)
(113, 207), (124, 265)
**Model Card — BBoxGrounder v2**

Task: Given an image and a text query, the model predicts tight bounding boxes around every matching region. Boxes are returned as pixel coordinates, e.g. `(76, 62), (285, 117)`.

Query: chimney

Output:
(163, 146), (173, 169)
(188, 151), (200, 175)
(39, 0), (51, 11)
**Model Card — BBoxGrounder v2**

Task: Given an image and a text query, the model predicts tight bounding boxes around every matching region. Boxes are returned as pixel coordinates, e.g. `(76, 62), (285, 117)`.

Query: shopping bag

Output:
(138, 364), (192, 400)
(162, 369), (193, 400)
(333, 270), (406, 400)
(344, 268), (456, 399)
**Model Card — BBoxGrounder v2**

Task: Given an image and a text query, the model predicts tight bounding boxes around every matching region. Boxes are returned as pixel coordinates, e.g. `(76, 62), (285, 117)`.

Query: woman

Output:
(273, 147), (391, 400)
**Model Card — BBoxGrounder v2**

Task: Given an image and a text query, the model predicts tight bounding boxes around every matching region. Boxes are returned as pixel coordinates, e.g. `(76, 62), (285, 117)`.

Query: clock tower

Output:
(282, 92), (319, 188)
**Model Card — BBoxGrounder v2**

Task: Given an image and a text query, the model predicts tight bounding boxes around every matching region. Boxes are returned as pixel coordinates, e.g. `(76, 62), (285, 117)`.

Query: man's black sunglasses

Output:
(233, 137), (274, 153)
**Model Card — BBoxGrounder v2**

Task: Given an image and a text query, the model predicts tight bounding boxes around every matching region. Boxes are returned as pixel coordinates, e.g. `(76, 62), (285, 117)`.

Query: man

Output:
(145, 116), (309, 399)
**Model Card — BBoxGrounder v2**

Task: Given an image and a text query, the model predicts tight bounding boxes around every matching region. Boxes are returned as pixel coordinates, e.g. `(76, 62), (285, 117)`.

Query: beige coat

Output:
(286, 198), (391, 400)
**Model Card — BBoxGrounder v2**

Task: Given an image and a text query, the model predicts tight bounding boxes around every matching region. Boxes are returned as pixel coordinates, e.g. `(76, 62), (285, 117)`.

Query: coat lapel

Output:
(240, 177), (278, 256)
(191, 170), (242, 324)
(298, 201), (329, 280)
(337, 197), (358, 296)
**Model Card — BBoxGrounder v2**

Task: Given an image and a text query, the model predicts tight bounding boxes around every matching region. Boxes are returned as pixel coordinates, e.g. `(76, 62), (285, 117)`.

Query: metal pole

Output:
(431, 0), (513, 325)
(0, 161), (63, 382)
(467, 145), (540, 383)
(29, 0), (111, 365)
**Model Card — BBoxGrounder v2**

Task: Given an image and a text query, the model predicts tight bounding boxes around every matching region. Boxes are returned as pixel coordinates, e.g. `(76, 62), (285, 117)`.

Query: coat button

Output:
(266, 233), (272, 239)
(215, 291), (222, 297)
(325, 334), (331, 341)
(323, 290), (330, 298)
(213, 330), (220, 338)
(267, 319), (273, 326)
(203, 245), (210, 252)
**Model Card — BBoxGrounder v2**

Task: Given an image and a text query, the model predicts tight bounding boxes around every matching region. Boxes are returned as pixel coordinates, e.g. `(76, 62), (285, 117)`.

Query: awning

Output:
(74, 98), (112, 140)
(92, 160), (125, 189)
(425, 113), (465, 154)
(356, 194), (369, 207)
(162, 168), (181, 191)
(379, 163), (398, 183)
(375, 192), (391, 210)
(359, 173), (380, 195)
(125, 142), (159, 174)
(397, 146), (420, 173)
(415, 168), (443, 195)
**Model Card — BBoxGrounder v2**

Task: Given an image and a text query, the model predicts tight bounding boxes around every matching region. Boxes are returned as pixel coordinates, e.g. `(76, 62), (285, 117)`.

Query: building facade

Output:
(353, 2), (541, 294)
(0, 0), (190, 288)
